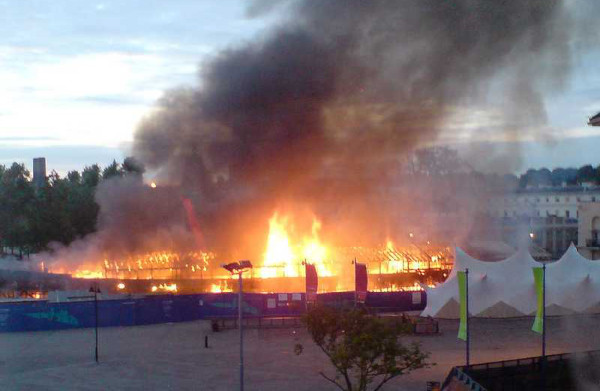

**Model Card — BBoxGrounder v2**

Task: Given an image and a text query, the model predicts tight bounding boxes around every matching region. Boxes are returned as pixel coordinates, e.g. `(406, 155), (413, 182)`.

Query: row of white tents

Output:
(421, 244), (600, 318)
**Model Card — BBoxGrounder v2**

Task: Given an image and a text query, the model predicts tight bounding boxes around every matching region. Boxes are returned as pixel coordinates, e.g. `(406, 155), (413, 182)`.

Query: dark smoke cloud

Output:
(130, 0), (592, 253)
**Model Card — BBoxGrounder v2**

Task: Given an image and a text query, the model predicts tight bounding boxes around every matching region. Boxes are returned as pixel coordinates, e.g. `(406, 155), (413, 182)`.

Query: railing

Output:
(441, 367), (486, 391)
(445, 350), (600, 391)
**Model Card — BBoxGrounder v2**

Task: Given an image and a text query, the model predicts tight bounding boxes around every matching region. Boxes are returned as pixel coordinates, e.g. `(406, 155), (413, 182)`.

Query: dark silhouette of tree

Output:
(82, 164), (101, 187)
(0, 159), (133, 255)
(577, 164), (596, 184)
(102, 160), (122, 179)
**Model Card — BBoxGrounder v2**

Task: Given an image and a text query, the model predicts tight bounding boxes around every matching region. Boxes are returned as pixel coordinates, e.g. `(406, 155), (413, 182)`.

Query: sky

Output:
(0, 0), (599, 176)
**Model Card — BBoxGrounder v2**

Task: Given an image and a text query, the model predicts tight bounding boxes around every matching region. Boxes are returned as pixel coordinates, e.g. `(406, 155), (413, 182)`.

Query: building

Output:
(489, 186), (600, 258)
(32, 157), (46, 188)
(577, 202), (600, 259)
(488, 186), (600, 220)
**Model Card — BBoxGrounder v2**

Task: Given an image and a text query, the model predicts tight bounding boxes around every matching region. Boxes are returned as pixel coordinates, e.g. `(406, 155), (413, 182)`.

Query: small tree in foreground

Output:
(295, 305), (431, 391)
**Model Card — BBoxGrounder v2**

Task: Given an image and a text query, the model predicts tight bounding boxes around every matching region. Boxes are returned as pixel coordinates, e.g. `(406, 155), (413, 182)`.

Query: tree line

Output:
(505, 165), (600, 189)
(0, 158), (143, 257)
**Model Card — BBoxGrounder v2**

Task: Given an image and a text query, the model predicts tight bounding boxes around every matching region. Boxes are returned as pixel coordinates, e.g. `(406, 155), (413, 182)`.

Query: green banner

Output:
(532, 267), (544, 334)
(457, 271), (467, 341)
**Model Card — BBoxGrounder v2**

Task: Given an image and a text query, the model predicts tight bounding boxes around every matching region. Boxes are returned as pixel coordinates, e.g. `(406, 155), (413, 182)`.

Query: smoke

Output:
(37, 0), (597, 271)
(130, 0), (586, 254)
(37, 176), (198, 269)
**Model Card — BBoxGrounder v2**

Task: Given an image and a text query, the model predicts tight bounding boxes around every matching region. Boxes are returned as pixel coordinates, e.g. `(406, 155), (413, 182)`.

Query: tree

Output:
(67, 170), (81, 184)
(102, 160), (122, 179)
(577, 164), (596, 184)
(295, 306), (430, 391)
(0, 163), (35, 254)
(82, 164), (101, 187)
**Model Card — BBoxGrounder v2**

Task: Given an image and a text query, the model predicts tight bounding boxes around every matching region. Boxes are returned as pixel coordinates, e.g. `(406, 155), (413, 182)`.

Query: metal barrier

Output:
(0, 291), (426, 333)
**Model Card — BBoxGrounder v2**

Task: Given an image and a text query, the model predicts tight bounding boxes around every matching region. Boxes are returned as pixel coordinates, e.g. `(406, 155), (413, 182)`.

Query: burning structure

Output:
(32, 1), (595, 296)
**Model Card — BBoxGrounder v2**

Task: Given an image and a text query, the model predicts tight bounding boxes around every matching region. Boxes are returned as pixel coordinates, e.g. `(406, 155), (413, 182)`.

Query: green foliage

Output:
(102, 160), (123, 179)
(297, 306), (430, 391)
(82, 164), (101, 187)
(0, 157), (140, 255)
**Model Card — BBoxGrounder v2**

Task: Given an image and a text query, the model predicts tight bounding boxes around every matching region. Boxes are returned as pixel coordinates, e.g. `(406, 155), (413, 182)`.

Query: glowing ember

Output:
(117, 283), (125, 290)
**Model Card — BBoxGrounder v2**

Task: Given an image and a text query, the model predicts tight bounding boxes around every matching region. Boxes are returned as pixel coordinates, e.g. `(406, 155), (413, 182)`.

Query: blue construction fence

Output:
(0, 290), (426, 333)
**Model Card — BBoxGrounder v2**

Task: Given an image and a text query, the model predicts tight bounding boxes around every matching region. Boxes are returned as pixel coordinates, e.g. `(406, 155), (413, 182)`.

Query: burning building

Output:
(34, 1), (592, 296)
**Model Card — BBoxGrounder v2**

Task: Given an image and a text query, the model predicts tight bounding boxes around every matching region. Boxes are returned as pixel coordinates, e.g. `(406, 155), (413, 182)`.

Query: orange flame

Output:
(259, 212), (332, 278)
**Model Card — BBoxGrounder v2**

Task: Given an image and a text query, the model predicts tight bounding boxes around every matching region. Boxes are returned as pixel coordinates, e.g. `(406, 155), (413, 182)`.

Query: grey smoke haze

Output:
(127, 0), (589, 253)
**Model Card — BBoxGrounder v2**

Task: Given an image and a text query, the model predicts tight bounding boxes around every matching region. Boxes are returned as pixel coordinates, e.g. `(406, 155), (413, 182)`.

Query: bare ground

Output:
(1, 314), (599, 390)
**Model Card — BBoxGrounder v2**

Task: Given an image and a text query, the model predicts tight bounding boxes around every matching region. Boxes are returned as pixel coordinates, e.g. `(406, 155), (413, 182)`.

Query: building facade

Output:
(489, 186), (600, 259)
(577, 202), (600, 260)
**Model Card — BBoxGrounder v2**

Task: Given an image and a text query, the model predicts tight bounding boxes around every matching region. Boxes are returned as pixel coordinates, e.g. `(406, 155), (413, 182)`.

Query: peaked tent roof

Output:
(422, 244), (600, 318)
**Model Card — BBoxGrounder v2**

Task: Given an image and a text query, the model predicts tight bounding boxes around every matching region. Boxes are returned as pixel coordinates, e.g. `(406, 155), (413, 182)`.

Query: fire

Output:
(73, 270), (104, 279)
(302, 219), (331, 277)
(41, 211), (453, 294)
(260, 212), (332, 278)
(209, 283), (232, 293)
(150, 283), (177, 293)
(262, 213), (296, 278)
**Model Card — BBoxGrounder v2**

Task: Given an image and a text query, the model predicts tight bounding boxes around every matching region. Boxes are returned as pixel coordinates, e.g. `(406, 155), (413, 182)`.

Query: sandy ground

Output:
(1, 315), (600, 390)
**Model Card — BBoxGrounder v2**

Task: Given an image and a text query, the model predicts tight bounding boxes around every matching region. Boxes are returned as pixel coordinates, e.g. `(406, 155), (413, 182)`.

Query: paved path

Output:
(1, 315), (599, 390)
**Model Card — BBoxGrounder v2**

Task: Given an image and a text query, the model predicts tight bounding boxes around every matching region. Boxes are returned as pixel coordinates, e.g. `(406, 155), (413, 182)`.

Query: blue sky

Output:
(0, 0), (599, 176)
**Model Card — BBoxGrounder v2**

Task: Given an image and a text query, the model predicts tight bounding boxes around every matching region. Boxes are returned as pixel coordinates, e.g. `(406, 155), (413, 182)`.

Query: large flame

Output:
(260, 212), (332, 278)
(41, 212), (452, 295)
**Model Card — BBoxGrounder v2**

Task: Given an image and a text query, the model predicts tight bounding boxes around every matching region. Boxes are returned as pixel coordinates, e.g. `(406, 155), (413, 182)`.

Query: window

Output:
(504, 210), (508, 217)
(546, 211), (550, 217)
(536, 210), (540, 216)
(566, 210), (570, 218)
(546, 197), (549, 202)
(577, 197), (581, 202)
(593, 197), (597, 202)
(555, 197), (560, 202)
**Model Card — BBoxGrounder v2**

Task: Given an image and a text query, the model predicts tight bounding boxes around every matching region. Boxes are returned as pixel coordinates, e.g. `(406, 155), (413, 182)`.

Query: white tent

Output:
(421, 244), (600, 318)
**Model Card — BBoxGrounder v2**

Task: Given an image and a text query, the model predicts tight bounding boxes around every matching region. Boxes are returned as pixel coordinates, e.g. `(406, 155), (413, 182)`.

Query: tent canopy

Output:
(421, 244), (600, 318)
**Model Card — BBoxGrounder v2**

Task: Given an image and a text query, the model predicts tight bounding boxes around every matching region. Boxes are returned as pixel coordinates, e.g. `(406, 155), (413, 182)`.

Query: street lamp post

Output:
(222, 260), (253, 391)
(89, 282), (101, 363)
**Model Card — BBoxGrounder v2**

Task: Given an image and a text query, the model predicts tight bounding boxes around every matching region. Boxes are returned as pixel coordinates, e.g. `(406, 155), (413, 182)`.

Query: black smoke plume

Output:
(125, 1), (591, 256)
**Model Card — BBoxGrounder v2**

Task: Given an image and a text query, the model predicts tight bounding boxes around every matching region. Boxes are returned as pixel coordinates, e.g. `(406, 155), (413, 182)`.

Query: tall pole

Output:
(94, 283), (99, 364)
(466, 268), (470, 369)
(353, 259), (357, 307)
(542, 263), (546, 389)
(238, 271), (244, 391)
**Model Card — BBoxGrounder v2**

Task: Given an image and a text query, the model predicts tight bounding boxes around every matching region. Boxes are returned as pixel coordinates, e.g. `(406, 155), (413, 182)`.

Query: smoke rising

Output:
(129, 0), (585, 254)
(38, 0), (599, 272)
